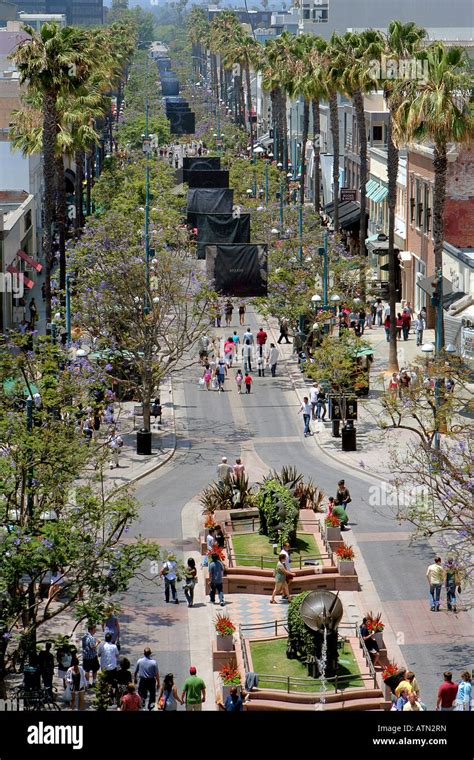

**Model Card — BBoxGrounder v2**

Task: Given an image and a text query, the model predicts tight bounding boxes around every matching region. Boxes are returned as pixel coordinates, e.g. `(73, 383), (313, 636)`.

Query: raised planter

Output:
(325, 526), (342, 542)
(338, 559), (355, 576)
(373, 632), (384, 648)
(216, 634), (234, 652)
(221, 683), (241, 702)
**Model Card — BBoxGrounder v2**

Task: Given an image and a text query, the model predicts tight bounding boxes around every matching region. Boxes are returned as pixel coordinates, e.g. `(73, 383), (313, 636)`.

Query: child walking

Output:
(244, 373), (252, 394)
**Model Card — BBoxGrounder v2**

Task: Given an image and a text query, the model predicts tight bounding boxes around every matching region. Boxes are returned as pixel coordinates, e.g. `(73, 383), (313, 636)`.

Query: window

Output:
(416, 179), (423, 228)
(24, 209), (32, 232)
(409, 176), (415, 224)
(303, 8), (310, 19)
(372, 125), (383, 142)
(423, 184), (431, 234)
(314, 8), (328, 20)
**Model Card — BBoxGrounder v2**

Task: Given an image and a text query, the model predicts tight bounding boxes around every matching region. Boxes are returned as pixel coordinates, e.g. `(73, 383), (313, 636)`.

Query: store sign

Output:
(340, 188), (356, 202)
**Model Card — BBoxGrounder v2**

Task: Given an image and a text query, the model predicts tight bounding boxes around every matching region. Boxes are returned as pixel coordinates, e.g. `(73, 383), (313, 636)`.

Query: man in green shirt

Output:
(181, 666), (206, 711)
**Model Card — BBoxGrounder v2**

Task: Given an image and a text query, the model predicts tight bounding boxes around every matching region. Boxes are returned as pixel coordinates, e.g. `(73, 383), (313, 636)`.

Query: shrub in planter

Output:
(365, 611), (385, 634)
(286, 591), (315, 661)
(336, 544), (355, 561)
(215, 613), (235, 651)
(220, 662), (241, 686)
(325, 514), (341, 528)
(257, 479), (299, 545)
(208, 546), (226, 563)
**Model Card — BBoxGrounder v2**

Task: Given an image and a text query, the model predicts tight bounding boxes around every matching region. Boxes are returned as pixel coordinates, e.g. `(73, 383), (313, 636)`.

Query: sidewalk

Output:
(264, 313), (436, 479)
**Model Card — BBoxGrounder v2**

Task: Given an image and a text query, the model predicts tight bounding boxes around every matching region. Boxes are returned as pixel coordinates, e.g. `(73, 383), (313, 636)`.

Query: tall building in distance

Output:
(13, 0), (103, 26)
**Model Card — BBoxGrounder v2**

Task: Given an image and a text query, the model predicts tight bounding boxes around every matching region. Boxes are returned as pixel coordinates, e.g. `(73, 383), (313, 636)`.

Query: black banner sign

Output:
(187, 170), (229, 189)
(187, 189), (234, 224)
(205, 244), (268, 297)
(196, 213), (251, 259)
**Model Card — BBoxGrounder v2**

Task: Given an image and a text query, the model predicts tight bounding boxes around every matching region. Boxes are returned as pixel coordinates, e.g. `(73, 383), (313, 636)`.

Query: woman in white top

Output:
(66, 662), (88, 710)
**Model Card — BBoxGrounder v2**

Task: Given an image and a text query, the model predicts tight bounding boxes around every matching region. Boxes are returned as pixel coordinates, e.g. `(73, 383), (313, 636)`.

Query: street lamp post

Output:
(65, 272), (71, 343)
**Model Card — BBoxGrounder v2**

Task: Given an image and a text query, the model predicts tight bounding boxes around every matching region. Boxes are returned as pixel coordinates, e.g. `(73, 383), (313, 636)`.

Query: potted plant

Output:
(324, 514), (342, 542)
(215, 613), (236, 651)
(219, 662), (242, 701)
(365, 611), (385, 648)
(382, 661), (400, 702)
(204, 515), (216, 530)
(208, 545), (226, 563)
(336, 544), (355, 575)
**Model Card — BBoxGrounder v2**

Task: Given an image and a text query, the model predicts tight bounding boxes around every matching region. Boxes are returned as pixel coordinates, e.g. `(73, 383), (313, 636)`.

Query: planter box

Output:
(325, 526), (342, 542)
(338, 559), (355, 575)
(216, 634), (234, 652)
(373, 631), (384, 648)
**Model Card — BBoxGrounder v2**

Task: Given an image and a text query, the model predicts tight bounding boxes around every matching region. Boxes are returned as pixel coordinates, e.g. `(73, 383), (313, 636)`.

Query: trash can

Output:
(341, 421), (357, 451)
(23, 666), (40, 691)
(136, 428), (152, 455)
(332, 420), (340, 437)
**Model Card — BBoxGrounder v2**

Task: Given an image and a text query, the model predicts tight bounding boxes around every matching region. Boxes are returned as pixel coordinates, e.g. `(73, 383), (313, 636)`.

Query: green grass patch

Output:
(231, 532), (320, 568)
(249, 637), (363, 693)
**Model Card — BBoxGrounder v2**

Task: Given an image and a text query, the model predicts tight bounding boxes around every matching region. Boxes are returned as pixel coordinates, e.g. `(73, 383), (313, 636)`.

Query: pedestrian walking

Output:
(267, 343), (279, 377)
(115, 657), (132, 707)
(455, 672), (472, 711)
(277, 317), (290, 343)
(157, 673), (184, 711)
(161, 553), (179, 604)
(402, 310), (411, 340)
(150, 398), (162, 426)
(106, 429), (123, 469)
(235, 369), (243, 394)
(216, 357), (227, 392)
(403, 693), (424, 711)
(445, 558), (460, 612)
(415, 312), (425, 346)
(375, 299), (383, 326)
(257, 354), (264, 376)
(183, 558), (197, 608)
(103, 606), (120, 649)
(395, 688), (409, 711)
(310, 383), (319, 420)
(66, 662), (87, 711)
(231, 330), (240, 361)
(299, 396), (312, 437)
(426, 557), (444, 611)
(98, 632), (119, 689)
(316, 387), (327, 420)
(395, 670), (420, 700)
(243, 326), (254, 345)
(120, 683), (141, 711)
(57, 647), (73, 690)
(38, 643), (55, 694)
(244, 372), (252, 394)
(358, 309), (366, 335)
(181, 666), (206, 711)
(134, 648), (160, 710)
(396, 313), (403, 339)
(208, 552), (225, 606)
(81, 624), (100, 688)
(238, 302), (246, 325)
(384, 314), (391, 342)
(41, 282), (47, 302)
(388, 373), (399, 394)
(270, 552), (292, 603)
(436, 672), (458, 711)
(217, 456), (233, 483)
(28, 297), (38, 327)
(335, 479), (352, 509)
(224, 300), (233, 327)
(202, 364), (212, 390)
(224, 337), (234, 367)
(233, 458), (245, 477)
(256, 326), (268, 356)
(242, 340), (252, 372)
(207, 528), (217, 553)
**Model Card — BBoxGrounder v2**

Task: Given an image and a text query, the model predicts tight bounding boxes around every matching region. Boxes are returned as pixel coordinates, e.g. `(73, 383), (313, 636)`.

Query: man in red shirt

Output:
(256, 327), (268, 357)
(436, 671), (458, 711)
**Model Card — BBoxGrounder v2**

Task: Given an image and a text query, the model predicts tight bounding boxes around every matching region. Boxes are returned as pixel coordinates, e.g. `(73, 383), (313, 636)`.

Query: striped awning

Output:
(365, 179), (378, 197)
(366, 179), (388, 203)
(372, 185), (388, 203)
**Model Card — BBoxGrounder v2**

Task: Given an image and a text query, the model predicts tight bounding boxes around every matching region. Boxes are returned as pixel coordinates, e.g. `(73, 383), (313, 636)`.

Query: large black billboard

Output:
(161, 80), (180, 96)
(183, 156), (221, 182)
(206, 244), (268, 297)
(187, 170), (229, 189)
(186, 188), (234, 225)
(169, 111), (195, 135)
(196, 213), (251, 260)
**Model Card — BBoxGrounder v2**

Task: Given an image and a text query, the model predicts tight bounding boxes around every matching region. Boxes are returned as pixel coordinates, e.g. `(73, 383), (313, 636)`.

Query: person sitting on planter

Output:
(359, 618), (380, 668)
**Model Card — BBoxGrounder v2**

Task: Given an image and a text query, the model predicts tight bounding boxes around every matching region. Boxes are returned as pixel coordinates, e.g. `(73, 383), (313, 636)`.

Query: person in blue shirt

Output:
(209, 553), (225, 606)
(396, 688), (409, 711)
(456, 671), (472, 711)
(224, 687), (243, 711)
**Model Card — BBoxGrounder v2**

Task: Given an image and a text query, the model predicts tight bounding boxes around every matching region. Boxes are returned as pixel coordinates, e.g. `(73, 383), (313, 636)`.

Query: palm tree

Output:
(260, 33), (293, 166)
(320, 34), (345, 231)
(393, 42), (473, 349)
(11, 23), (96, 321)
(224, 30), (260, 152)
(374, 21), (427, 372)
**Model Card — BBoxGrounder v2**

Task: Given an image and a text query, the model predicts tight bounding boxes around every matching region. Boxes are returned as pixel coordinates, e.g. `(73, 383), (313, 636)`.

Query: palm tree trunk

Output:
(387, 113), (399, 373)
(86, 150), (93, 217)
(245, 64), (253, 148)
(432, 141), (446, 349)
(74, 149), (84, 232)
(312, 97), (321, 213)
(42, 91), (57, 324)
(329, 90), (339, 231)
(353, 89), (368, 256)
(55, 154), (67, 294)
(300, 99), (309, 204)
(271, 90), (281, 162)
(239, 78), (246, 130)
(280, 89), (288, 171)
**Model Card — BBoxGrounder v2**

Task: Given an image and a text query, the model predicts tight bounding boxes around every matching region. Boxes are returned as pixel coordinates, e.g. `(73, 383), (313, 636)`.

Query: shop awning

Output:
(6, 264), (34, 289)
(324, 200), (368, 231)
(365, 233), (379, 245)
(365, 179), (378, 198)
(366, 238), (399, 255)
(17, 250), (42, 273)
(372, 185), (388, 203)
(399, 251), (413, 261)
(417, 274), (453, 297)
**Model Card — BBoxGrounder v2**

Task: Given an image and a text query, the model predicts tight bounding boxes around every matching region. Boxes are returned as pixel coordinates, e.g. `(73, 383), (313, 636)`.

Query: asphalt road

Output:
(119, 310), (470, 709)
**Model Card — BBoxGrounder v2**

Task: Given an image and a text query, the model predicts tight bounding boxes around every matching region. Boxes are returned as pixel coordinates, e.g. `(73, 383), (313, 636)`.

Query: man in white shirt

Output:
(217, 456), (233, 483)
(298, 397), (312, 437)
(243, 327), (254, 345)
(309, 383), (320, 420)
(280, 542), (291, 600)
(207, 528), (217, 553)
(98, 633), (119, 687)
(161, 553), (179, 604)
(267, 343), (279, 377)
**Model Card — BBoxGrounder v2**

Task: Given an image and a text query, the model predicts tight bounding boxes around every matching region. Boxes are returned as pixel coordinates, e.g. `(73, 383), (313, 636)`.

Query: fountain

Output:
(287, 590), (343, 678)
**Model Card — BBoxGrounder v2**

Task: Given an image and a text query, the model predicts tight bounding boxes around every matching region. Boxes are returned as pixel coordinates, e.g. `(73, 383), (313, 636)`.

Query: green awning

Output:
(372, 185), (388, 203)
(365, 233), (379, 245)
(365, 179), (378, 198)
(352, 347), (375, 357)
